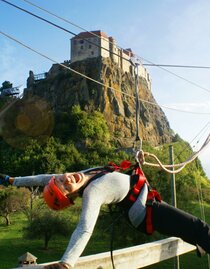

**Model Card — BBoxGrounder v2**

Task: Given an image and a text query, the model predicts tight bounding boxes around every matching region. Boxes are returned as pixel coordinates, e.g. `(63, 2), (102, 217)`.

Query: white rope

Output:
(139, 134), (210, 174)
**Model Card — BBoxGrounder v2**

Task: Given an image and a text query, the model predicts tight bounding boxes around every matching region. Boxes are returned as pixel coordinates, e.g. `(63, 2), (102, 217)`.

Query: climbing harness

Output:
(106, 161), (161, 235)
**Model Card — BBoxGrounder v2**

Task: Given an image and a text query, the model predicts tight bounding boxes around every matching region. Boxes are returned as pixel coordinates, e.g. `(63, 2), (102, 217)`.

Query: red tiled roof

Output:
(73, 30), (108, 39)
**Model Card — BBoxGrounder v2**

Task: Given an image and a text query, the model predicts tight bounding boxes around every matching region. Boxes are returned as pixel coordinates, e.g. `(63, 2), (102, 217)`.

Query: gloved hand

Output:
(0, 174), (11, 186)
(43, 262), (71, 269)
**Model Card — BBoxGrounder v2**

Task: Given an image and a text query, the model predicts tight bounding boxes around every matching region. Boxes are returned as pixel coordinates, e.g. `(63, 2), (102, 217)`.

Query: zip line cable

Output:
(0, 0), (133, 65)
(141, 59), (210, 94)
(0, 31), (117, 90)
(1, 27), (210, 239)
(0, 28), (210, 115)
(1, 30), (210, 116)
(9, 0), (210, 164)
(144, 63), (210, 69)
(1, 28), (210, 181)
(10, 0), (210, 171)
(191, 122), (210, 150)
(0, 0), (76, 36)
(2, 0), (210, 95)
(21, 0), (104, 39)
(173, 121), (210, 163)
(2, 4), (210, 265)
(1, 29), (210, 178)
(20, 0), (210, 70)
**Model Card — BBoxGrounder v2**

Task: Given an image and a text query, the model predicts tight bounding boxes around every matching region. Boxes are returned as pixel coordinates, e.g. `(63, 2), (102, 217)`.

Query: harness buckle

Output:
(146, 199), (154, 207)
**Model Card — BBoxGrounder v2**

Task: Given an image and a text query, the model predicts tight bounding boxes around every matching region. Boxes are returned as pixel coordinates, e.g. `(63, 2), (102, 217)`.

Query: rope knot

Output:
(137, 150), (145, 165)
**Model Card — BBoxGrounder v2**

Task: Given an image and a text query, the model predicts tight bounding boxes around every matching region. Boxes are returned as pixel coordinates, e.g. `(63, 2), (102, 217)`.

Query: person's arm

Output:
(60, 184), (103, 267)
(41, 185), (101, 269)
(59, 172), (130, 268)
(0, 173), (63, 187)
(13, 174), (64, 187)
(42, 183), (104, 269)
(42, 262), (71, 269)
(42, 172), (131, 269)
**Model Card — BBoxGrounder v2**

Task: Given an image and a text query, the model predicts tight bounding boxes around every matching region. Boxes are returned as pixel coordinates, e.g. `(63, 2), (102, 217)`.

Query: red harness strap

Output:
(128, 167), (146, 202)
(108, 160), (162, 235)
(127, 165), (162, 235)
(146, 189), (161, 234)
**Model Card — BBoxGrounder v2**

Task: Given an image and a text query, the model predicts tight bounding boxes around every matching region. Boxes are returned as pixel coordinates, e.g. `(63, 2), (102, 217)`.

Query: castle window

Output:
(89, 45), (92, 49)
(80, 45), (84, 49)
(91, 51), (94, 55)
(79, 40), (84, 44)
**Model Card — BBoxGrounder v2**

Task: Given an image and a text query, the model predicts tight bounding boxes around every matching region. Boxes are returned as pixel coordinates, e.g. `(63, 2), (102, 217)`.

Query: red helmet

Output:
(43, 177), (74, 210)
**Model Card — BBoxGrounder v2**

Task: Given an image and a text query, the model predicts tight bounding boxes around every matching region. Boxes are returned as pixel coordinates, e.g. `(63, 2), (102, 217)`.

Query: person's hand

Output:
(0, 174), (11, 186)
(43, 262), (72, 269)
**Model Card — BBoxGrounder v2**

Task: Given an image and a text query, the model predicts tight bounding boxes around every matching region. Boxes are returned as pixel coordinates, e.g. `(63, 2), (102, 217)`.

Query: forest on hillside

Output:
(0, 93), (209, 207)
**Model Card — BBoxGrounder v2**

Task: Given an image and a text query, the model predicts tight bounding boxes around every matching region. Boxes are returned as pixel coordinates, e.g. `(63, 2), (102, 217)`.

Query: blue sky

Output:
(1, 0), (210, 176)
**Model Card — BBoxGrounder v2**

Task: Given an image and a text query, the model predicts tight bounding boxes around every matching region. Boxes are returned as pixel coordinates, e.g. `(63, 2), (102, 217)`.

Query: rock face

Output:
(24, 57), (174, 147)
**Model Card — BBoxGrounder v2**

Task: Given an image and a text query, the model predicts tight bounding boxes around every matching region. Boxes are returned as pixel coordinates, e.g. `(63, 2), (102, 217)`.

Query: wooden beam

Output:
(13, 237), (196, 269)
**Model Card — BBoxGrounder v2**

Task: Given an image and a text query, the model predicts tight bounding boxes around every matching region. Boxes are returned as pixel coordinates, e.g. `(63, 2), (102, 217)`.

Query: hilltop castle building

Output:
(71, 30), (151, 90)
(28, 30), (151, 91)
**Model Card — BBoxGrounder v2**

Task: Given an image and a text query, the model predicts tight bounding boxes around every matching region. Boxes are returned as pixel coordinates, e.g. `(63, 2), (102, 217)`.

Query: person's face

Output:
(55, 173), (85, 196)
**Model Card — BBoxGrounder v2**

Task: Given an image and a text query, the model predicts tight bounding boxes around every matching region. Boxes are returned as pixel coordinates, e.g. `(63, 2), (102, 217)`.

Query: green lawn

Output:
(0, 212), (70, 268)
(0, 203), (209, 269)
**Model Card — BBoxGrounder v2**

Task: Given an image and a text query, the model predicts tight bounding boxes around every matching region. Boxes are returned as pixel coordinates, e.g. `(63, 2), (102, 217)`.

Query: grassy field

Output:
(0, 202), (209, 269)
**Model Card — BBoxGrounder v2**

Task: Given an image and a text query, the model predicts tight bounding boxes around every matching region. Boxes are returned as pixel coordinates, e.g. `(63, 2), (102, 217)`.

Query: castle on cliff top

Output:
(27, 30), (151, 91)
(71, 30), (151, 90)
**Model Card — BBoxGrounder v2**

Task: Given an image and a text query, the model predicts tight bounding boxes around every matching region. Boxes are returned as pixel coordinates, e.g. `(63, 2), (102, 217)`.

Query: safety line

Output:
(20, 0), (210, 70)
(144, 63), (210, 69)
(173, 121), (210, 163)
(139, 133), (210, 173)
(0, 0), (133, 65)
(2, 0), (210, 94)
(1, 30), (210, 116)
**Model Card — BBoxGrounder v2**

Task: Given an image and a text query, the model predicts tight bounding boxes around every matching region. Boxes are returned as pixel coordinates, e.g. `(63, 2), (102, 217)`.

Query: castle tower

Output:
(71, 30), (110, 63)
(70, 30), (151, 91)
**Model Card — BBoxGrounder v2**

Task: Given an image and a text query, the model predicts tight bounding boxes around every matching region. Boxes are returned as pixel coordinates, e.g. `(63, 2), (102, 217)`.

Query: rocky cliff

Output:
(24, 57), (174, 147)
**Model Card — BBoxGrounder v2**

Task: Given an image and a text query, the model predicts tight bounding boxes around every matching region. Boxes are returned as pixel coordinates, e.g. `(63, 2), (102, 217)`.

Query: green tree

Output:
(69, 105), (110, 144)
(0, 81), (13, 92)
(0, 186), (30, 225)
(25, 210), (72, 249)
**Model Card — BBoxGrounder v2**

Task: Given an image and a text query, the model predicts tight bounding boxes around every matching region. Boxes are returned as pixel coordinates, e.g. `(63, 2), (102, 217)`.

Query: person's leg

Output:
(151, 201), (210, 254)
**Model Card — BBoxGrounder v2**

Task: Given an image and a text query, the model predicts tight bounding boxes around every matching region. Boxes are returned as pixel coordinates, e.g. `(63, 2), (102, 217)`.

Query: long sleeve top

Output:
(13, 171), (147, 268)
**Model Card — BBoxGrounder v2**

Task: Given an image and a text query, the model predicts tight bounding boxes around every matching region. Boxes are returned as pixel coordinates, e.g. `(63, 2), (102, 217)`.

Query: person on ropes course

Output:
(0, 158), (209, 269)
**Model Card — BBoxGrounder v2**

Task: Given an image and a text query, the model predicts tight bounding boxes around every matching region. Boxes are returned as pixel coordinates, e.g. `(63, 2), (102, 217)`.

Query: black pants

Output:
(138, 201), (210, 254)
